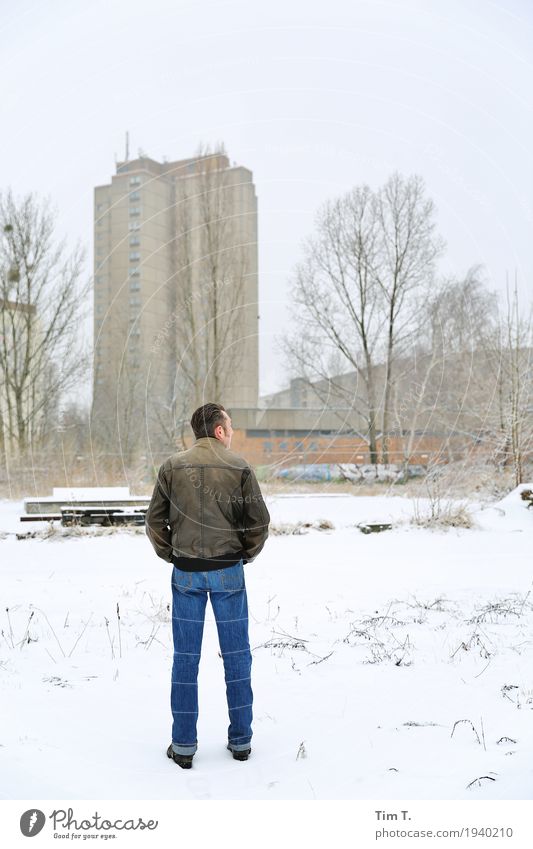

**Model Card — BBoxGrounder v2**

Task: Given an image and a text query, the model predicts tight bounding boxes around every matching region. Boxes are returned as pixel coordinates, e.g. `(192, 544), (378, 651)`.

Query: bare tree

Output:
(90, 312), (146, 468)
(282, 184), (385, 463)
(373, 173), (445, 463)
(171, 143), (252, 411)
(389, 266), (533, 485)
(427, 269), (503, 462)
(282, 173), (444, 465)
(422, 270), (533, 482)
(390, 267), (500, 474)
(0, 190), (90, 458)
(492, 278), (533, 484)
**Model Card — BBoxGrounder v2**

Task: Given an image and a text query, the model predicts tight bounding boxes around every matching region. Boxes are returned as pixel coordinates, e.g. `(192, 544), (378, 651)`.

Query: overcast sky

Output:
(1, 0), (532, 399)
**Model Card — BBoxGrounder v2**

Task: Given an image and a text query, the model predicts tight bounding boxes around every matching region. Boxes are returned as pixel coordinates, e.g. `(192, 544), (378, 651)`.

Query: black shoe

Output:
(227, 744), (251, 761)
(167, 744), (194, 769)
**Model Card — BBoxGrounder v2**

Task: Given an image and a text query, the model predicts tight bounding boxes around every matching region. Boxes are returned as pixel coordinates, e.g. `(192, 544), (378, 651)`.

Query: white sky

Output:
(1, 0), (532, 399)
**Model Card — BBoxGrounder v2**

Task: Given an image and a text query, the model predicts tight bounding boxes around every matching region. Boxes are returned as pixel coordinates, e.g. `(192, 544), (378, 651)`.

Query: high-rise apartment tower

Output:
(91, 150), (259, 454)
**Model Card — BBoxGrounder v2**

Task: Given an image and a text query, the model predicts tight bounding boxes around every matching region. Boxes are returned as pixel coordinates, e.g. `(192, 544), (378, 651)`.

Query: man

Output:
(145, 403), (270, 769)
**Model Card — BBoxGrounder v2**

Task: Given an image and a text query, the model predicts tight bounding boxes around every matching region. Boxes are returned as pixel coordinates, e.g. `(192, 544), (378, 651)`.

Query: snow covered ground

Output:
(1, 487), (532, 800)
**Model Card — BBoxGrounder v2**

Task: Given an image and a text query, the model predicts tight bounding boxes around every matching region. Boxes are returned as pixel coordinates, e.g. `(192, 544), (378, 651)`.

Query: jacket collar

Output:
(194, 436), (228, 454)
(194, 436), (225, 446)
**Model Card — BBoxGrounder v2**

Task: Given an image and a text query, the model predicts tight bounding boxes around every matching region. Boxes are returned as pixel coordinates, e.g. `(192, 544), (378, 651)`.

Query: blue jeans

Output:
(170, 559), (253, 756)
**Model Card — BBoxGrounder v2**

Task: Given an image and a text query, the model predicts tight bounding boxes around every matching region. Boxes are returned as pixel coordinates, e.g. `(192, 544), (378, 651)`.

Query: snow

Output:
(22, 486), (148, 513)
(1, 487), (532, 800)
(50, 487), (133, 499)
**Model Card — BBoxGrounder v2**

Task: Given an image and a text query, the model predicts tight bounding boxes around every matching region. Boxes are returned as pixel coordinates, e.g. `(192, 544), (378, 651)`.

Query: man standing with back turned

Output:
(145, 403), (270, 769)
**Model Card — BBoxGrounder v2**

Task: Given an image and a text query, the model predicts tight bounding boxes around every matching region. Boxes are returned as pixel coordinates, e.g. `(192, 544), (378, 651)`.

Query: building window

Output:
(129, 207), (141, 217)
(129, 281), (141, 291)
(129, 297), (141, 306)
(128, 221), (141, 231)
(129, 251), (140, 261)
(96, 202), (107, 211)
(129, 236), (140, 246)
(130, 176), (141, 186)
(129, 191), (141, 202)
(129, 267), (140, 277)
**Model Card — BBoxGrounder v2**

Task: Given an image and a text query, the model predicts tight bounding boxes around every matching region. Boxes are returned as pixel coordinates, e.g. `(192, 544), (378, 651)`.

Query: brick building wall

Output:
(230, 429), (468, 468)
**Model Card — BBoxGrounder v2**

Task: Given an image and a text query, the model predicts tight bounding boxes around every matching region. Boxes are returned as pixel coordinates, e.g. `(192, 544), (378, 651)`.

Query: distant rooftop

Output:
(115, 152), (230, 179)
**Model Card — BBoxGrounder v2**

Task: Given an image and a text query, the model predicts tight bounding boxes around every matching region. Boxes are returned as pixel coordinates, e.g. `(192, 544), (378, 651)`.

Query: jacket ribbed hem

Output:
(172, 550), (246, 572)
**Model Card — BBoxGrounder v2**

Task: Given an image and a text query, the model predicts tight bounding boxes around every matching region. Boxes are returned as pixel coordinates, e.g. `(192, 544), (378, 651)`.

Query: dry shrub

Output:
(411, 500), (475, 530)
(270, 519), (335, 535)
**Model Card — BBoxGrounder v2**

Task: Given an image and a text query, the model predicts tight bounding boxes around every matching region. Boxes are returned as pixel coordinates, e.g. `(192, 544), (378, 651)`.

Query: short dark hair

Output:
(190, 403), (227, 439)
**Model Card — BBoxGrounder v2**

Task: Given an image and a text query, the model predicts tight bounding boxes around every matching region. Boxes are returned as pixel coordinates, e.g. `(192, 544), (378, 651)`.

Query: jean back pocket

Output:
(172, 567), (193, 590)
(220, 561), (244, 591)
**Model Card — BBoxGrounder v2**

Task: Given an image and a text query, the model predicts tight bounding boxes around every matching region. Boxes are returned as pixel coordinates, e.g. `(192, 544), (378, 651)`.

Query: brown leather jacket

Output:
(145, 436), (270, 565)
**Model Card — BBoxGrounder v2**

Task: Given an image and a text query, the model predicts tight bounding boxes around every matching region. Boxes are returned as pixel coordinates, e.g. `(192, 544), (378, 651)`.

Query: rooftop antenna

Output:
(125, 131), (130, 162)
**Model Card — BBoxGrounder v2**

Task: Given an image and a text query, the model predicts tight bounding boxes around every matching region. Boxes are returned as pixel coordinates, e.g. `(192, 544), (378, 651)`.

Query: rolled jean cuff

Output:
(228, 741), (252, 752)
(172, 742), (197, 756)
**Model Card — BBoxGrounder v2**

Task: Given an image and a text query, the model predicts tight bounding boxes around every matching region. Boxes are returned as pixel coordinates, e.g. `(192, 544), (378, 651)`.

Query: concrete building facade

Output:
(91, 150), (259, 455)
